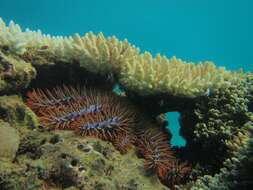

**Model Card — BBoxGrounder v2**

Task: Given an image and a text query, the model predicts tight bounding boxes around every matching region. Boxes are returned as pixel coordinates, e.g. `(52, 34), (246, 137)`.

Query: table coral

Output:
(0, 17), (237, 98)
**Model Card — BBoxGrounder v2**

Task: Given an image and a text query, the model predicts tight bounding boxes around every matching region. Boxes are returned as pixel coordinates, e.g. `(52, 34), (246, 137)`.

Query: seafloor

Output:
(0, 18), (253, 190)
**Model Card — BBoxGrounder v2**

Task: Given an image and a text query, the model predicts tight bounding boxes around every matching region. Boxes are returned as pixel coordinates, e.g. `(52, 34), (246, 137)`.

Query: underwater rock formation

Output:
(1, 128), (168, 190)
(0, 121), (20, 161)
(0, 95), (38, 127)
(0, 17), (252, 190)
(0, 50), (36, 95)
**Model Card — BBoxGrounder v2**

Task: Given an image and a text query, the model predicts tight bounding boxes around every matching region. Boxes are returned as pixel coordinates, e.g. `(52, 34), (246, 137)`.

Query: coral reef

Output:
(0, 17), (252, 190)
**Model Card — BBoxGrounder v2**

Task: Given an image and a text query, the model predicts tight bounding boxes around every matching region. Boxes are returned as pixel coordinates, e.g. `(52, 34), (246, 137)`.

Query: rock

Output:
(0, 95), (39, 128)
(0, 50), (36, 95)
(0, 121), (20, 161)
(1, 129), (168, 190)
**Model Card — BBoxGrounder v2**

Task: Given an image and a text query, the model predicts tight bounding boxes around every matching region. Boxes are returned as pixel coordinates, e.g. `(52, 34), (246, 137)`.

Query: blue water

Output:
(1, 0), (252, 146)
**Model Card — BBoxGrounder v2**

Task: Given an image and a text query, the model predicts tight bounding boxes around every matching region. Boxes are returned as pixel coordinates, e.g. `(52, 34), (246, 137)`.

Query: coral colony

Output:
(0, 17), (253, 189)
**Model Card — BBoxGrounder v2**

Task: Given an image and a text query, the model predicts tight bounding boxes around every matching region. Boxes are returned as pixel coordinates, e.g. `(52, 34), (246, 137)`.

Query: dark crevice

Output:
(21, 60), (116, 97)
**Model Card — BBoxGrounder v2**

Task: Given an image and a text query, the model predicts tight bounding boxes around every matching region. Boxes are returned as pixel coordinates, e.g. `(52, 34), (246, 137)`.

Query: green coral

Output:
(0, 95), (38, 128)
(185, 122), (253, 190)
(179, 73), (253, 172)
(0, 50), (36, 94)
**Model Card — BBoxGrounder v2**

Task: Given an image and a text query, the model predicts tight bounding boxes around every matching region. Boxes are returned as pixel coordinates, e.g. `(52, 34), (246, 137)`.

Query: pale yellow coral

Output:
(71, 32), (139, 74)
(0, 17), (236, 98)
(119, 52), (234, 97)
(0, 18), (139, 74)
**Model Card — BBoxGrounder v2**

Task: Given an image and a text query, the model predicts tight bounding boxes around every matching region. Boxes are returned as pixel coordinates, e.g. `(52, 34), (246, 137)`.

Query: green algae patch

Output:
(0, 95), (38, 128)
(0, 160), (42, 190)
(0, 50), (36, 94)
(0, 121), (20, 161)
(9, 129), (169, 190)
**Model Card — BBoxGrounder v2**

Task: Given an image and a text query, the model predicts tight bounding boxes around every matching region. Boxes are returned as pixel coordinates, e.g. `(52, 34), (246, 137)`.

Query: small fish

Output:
(205, 88), (212, 97)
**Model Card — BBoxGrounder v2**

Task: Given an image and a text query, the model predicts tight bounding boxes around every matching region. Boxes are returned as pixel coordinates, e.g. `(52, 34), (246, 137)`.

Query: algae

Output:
(0, 129), (168, 190)
(0, 121), (20, 161)
(0, 50), (36, 95)
(0, 95), (38, 128)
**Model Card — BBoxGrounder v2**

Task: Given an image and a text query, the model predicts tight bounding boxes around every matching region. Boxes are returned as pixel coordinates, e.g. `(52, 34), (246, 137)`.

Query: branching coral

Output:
(0, 18), (139, 74)
(186, 122), (253, 190)
(71, 33), (140, 74)
(119, 52), (235, 97)
(0, 17), (237, 98)
(180, 73), (253, 173)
